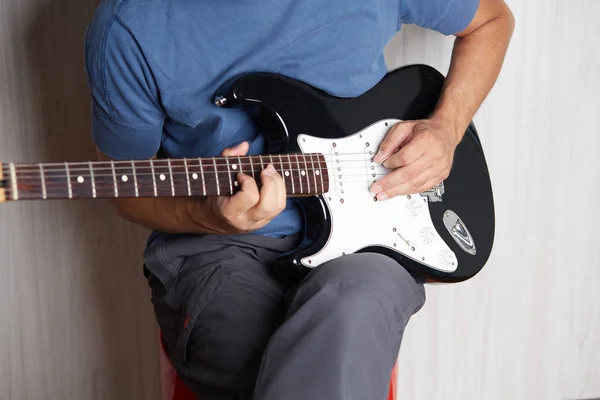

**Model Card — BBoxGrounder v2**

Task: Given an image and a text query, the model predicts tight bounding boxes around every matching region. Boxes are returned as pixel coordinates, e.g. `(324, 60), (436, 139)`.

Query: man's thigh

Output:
(287, 251), (426, 322)
(253, 252), (426, 400)
(144, 234), (298, 399)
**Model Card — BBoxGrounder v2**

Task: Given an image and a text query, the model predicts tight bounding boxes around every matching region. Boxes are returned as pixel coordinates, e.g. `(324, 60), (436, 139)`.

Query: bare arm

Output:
(372, 0), (514, 199)
(96, 148), (223, 234)
(432, 0), (516, 143)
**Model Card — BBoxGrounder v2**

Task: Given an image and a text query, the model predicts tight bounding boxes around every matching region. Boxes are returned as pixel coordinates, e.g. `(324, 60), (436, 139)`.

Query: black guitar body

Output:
(214, 64), (495, 284)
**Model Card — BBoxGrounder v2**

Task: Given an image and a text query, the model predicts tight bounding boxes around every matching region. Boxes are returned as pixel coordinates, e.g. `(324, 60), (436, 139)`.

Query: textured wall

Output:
(0, 0), (161, 399)
(386, 2), (600, 399)
(0, 0), (598, 399)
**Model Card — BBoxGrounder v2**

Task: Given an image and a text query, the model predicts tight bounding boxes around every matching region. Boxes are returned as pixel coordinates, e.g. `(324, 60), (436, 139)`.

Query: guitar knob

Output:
(405, 198), (421, 217)
(438, 249), (457, 269)
(420, 227), (436, 244)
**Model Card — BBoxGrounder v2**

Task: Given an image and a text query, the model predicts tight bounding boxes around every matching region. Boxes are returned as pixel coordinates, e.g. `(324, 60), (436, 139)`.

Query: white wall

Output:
(0, 0), (161, 398)
(386, 2), (600, 399)
(0, 0), (598, 399)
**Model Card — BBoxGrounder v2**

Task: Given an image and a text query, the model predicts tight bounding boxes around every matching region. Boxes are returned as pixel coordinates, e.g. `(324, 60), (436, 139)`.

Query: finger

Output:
(371, 155), (432, 195)
(248, 164), (286, 221)
(224, 172), (260, 214)
(373, 121), (416, 163)
(375, 166), (443, 200)
(220, 141), (249, 157)
(381, 133), (428, 169)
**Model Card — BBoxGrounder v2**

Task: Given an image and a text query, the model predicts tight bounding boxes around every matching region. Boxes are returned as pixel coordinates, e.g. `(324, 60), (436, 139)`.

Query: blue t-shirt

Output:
(84, 0), (479, 240)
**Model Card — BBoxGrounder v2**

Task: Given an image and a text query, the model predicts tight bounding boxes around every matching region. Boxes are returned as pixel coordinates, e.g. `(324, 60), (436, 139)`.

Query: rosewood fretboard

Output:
(0, 154), (329, 201)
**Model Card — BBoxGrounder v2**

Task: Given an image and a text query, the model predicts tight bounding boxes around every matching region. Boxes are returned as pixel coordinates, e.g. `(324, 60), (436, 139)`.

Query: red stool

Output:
(159, 335), (398, 400)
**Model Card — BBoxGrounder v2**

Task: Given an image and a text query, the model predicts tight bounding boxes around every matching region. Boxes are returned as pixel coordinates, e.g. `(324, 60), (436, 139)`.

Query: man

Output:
(84, 0), (513, 399)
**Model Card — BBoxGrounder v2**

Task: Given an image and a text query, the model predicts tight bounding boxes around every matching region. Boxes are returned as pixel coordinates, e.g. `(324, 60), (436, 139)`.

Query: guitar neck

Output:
(0, 154), (329, 202)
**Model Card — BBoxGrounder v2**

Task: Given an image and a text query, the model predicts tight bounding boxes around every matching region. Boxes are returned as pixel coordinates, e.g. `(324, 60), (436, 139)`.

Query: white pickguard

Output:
(297, 119), (458, 273)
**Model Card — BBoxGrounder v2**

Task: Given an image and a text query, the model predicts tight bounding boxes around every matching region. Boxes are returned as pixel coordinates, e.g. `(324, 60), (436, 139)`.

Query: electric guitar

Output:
(0, 64), (495, 283)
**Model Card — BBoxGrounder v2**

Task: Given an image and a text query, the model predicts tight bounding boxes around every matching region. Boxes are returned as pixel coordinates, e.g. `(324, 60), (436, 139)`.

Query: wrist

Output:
(430, 107), (469, 146)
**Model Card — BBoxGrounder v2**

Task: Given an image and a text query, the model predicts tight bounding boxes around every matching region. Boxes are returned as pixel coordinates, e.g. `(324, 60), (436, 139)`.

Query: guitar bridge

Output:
(420, 182), (445, 202)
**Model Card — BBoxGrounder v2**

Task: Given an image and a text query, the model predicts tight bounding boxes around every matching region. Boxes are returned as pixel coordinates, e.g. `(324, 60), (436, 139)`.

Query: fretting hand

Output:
(206, 141), (287, 233)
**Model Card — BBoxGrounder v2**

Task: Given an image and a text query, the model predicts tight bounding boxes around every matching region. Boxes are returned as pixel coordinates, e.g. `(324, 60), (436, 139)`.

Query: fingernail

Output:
(264, 164), (276, 176)
(377, 192), (388, 201)
(373, 151), (385, 163)
(371, 183), (382, 194)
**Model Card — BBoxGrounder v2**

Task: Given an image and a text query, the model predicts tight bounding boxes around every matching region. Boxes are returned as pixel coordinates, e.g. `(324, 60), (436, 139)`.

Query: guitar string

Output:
(1, 160), (384, 174)
(2, 184), (386, 197)
(2, 177), (386, 191)
(3, 153), (382, 169)
(2, 170), (390, 191)
(5, 171), (387, 189)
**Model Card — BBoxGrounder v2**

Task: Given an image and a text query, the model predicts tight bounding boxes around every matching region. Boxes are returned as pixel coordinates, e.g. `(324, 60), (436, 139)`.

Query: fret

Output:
(231, 156), (240, 191)
(88, 161), (96, 198)
(130, 161), (155, 197)
(109, 161), (118, 197)
(65, 162), (73, 199)
(318, 155), (328, 193)
(11, 164), (36, 200)
(149, 159), (158, 197)
(210, 157), (232, 196)
(167, 159), (175, 196)
(130, 160), (139, 197)
(151, 160), (175, 197)
(69, 163), (95, 198)
(225, 157), (233, 194)
(198, 158), (206, 196)
(87, 162), (115, 198)
(38, 163), (47, 199)
(249, 155), (255, 179)
(112, 161), (137, 198)
(294, 154), (303, 194)
(308, 154), (319, 194)
(167, 159), (190, 197)
(287, 155), (295, 194)
(232, 156), (243, 192)
(301, 154), (310, 194)
(183, 158), (191, 196)
(278, 154), (289, 191)
(13, 164), (42, 200)
(314, 154), (324, 194)
(212, 157), (220, 195)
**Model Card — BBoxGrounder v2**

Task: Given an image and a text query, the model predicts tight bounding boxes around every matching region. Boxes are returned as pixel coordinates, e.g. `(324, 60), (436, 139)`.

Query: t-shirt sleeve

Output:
(84, 17), (165, 160)
(399, 0), (480, 35)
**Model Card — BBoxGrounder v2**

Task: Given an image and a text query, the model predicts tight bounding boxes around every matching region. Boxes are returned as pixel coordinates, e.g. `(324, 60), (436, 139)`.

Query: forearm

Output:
(431, 7), (515, 143)
(109, 196), (224, 234)
(96, 149), (228, 234)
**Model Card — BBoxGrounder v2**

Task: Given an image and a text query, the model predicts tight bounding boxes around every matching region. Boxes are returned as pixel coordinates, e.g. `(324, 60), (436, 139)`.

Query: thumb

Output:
(221, 141), (249, 157)
(373, 121), (416, 163)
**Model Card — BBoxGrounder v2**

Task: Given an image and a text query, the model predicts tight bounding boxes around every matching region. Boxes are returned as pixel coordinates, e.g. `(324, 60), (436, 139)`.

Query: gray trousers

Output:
(143, 232), (426, 400)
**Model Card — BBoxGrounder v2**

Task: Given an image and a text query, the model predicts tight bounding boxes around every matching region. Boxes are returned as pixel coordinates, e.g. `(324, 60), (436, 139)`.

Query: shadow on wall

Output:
(19, 0), (161, 398)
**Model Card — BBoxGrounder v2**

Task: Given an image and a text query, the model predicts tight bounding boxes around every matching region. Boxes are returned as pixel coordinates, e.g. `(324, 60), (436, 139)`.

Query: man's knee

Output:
(289, 252), (426, 325)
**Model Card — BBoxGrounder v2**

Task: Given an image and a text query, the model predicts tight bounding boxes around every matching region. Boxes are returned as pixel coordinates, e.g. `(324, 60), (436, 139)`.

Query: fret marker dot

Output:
(234, 181), (239, 187)
(232, 164), (238, 170)
(159, 174), (166, 181)
(192, 173), (198, 180)
(315, 170), (320, 175)
(301, 170), (306, 176)
(284, 171), (290, 177)
(77, 176), (84, 183)
(121, 175), (128, 182)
